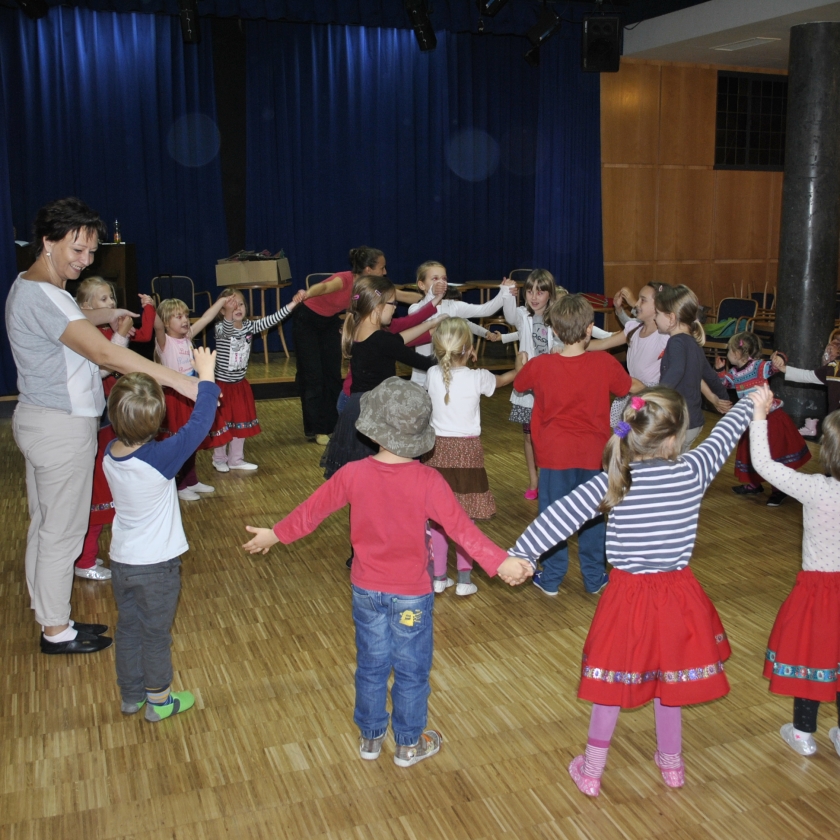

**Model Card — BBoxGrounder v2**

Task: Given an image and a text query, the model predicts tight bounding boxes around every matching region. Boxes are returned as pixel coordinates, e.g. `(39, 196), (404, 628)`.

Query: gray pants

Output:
(111, 558), (182, 704)
(12, 404), (97, 627)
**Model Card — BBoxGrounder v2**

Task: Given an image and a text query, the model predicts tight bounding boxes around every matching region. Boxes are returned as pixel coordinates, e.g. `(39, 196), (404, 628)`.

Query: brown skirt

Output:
(422, 436), (496, 520)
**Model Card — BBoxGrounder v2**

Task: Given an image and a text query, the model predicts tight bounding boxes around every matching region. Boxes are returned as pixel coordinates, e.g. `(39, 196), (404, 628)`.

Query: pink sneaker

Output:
(523, 488), (538, 501)
(568, 754), (601, 797)
(653, 750), (685, 788)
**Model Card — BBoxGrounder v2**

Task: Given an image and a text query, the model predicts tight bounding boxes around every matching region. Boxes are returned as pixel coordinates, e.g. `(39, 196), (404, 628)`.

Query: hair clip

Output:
(352, 294), (360, 300)
(374, 290), (382, 297)
(738, 339), (743, 348)
(630, 396), (646, 410)
(614, 421), (631, 439)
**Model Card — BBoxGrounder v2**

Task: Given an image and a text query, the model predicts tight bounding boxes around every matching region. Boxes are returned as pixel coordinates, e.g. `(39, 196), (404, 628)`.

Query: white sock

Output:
(43, 626), (78, 643)
(793, 727), (815, 743)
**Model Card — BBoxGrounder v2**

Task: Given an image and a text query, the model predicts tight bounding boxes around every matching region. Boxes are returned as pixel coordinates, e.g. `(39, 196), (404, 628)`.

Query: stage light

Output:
(526, 7), (561, 47)
(178, 0), (200, 44)
(477, 0), (510, 17)
(15, 0), (48, 20)
(404, 0), (437, 52)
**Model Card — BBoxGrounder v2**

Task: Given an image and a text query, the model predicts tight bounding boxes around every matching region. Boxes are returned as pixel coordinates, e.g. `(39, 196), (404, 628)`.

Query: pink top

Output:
(156, 335), (194, 375)
(304, 270), (354, 317)
(273, 457), (507, 595)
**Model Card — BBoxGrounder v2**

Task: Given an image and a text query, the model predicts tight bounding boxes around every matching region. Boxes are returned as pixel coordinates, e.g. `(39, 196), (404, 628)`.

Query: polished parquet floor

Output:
(1, 354), (838, 840)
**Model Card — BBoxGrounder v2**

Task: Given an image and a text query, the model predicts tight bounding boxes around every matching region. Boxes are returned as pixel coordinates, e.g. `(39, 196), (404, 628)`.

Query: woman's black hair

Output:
(31, 197), (108, 258)
(348, 246), (384, 276)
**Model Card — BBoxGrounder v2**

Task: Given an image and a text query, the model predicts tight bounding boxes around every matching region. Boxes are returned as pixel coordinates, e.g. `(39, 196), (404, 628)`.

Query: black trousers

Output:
(293, 304), (343, 437)
(793, 694), (840, 733)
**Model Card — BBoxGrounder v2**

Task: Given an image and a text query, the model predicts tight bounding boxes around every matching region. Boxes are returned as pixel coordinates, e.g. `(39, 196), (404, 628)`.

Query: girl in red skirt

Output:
(510, 387), (761, 796)
(155, 297), (234, 501)
(749, 386), (840, 759)
(714, 331), (810, 506)
(211, 287), (306, 471)
(422, 318), (518, 595)
(74, 278), (156, 580)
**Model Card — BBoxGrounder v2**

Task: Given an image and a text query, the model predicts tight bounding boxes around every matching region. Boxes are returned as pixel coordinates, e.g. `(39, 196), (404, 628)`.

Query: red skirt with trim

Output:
(579, 567), (731, 708)
(763, 571), (840, 703)
(89, 424), (117, 526)
(161, 387), (232, 450)
(734, 407), (810, 485)
(216, 379), (260, 439)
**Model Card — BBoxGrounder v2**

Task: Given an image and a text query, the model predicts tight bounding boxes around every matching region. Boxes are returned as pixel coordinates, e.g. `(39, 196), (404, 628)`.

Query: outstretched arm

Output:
(189, 294), (234, 338)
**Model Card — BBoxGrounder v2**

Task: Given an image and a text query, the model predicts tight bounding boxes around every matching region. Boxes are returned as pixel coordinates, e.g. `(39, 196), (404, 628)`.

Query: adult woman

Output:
(293, 247), (418, 444)
(6, 197), (199, 655)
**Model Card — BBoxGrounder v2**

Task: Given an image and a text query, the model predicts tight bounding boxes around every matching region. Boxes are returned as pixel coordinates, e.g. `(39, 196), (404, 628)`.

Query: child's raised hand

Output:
(748, 384), (774, 420)
(192, 346), (217, 381)
(242, 525), (279, 555)
(713, 354), (725, 370)
(138, 294), (155, 308)
(292, 289), (307, 305)
(713, 397), (732, 414)
(497, 557), (534, 585)
(486, 330), (501, 342)
(501, 276), (517, 289)
(770, 351), (787, 372)
(116, 314), (133, 337)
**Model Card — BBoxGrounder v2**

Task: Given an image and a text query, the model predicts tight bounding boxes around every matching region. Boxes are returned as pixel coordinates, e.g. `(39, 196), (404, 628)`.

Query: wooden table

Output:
(234, 282), (292, 363)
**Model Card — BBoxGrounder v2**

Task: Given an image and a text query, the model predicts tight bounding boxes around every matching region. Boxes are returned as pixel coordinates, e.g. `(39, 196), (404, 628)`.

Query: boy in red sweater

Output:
(243, 377), (532, 767)
(513, 294), (637, 595)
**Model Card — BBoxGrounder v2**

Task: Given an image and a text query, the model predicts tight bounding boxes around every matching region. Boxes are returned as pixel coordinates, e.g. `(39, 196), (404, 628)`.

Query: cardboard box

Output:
(216, 257), (292, 286)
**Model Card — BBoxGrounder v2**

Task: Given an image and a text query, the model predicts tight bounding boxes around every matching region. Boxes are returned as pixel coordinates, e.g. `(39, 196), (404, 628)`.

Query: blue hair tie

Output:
(614, 421), (631, 439)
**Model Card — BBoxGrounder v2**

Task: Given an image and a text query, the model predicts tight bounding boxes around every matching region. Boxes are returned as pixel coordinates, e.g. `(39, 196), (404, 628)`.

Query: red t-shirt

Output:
(304, 270), (354, 317)
(513, 352), (631, 470)
(273, 457), (507, 595)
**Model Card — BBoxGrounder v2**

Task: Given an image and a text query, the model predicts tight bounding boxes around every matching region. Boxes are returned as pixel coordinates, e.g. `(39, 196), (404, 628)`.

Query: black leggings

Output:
(793, 694), (840, 733)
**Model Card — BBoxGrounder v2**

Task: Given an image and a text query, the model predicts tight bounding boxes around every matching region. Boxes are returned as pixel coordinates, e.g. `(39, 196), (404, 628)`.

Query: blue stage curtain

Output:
(532, 29), (604, 294)
(245, 22), (539, 287)
(0, 43), (17, 397)
(0, 5), (228, 302)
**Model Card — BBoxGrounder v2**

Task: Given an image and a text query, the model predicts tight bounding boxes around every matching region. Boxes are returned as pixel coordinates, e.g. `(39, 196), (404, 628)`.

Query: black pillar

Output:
(775, 21), (840, 426)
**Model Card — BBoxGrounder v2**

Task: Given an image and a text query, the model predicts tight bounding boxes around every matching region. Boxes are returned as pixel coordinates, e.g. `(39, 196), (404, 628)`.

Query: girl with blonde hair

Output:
(422, 318), (519, 595)
(510, 386), (762, 797)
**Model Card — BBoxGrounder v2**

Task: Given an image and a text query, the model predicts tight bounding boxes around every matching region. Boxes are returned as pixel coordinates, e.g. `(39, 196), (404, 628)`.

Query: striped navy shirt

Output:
(213, 306), (292, 383)
(510, 399), (754, 574)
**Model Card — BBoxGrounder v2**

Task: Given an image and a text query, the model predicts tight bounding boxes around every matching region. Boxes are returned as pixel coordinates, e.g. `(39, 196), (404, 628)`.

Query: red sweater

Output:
(513, 351), (631, 470)
(304, 270), (354, 317)
(273, 457), (507, 595)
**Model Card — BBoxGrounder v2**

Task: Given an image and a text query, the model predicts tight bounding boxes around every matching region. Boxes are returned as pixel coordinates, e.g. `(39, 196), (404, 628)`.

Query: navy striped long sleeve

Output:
(510, 399), (755, 573)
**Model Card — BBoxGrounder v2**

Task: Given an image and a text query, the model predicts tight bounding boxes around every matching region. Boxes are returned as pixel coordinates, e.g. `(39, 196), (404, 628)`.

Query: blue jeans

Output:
(351, 585), (434, 746)
(537, 468), (606, 593)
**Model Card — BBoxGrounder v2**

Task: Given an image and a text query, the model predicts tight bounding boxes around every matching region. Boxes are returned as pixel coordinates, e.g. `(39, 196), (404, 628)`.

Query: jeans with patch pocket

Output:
(351, 585), (434, 747)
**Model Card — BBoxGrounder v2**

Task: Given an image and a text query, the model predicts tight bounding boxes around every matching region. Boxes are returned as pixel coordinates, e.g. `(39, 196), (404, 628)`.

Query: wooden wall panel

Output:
(767, 172), (784, 261)
(712, 262), (768, 305)
(603, 264), (654, 301)
(601, 166), (657, 262)
(654, 262), (713, 307)
(600, 63), (660, 165)
(657, 168), (715, 261)
(659, 65), (716, 167)
(714, 170), (775, 261)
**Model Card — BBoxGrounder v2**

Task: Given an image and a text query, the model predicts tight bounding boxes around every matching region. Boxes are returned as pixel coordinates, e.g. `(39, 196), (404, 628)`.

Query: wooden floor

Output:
(1, 365), (838, 840)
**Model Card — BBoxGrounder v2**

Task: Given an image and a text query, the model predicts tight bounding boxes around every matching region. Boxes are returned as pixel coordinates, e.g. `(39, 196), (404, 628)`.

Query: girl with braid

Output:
(422, 318), (521, 595)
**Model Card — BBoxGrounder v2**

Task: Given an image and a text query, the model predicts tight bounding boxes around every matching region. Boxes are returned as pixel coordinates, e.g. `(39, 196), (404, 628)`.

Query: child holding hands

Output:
(103, 347), (221, 721)
(243, 377), (532, 766)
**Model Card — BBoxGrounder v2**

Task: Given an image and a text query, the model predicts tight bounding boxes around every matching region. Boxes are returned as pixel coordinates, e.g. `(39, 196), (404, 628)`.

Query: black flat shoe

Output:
(72, 621), (108, 636)
(40, 631), (113, 655)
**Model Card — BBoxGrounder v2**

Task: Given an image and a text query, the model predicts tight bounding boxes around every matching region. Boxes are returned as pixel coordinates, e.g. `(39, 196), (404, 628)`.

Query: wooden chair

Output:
(151, 274), (212, 346)
(704, 297), (758, 358)
(476, 268), (529, 356)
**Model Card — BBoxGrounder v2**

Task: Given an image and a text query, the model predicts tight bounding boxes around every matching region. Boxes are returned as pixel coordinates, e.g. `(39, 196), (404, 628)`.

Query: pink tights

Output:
(429, 522), (473, 577)
(213, 437), (246, 466)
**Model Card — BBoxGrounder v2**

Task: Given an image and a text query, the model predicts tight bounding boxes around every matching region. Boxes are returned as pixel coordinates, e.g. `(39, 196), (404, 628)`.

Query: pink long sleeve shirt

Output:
(273, 456), (507, 595)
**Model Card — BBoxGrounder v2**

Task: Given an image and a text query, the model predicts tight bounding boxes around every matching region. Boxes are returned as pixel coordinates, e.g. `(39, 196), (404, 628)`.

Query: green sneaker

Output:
(121, 699), (146, 715)
(144, 691), (195, 722)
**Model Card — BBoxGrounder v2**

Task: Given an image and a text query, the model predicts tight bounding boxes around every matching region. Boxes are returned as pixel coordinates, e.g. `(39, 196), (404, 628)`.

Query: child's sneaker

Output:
(653, 750), (685, 787)
(145, 691), (195, 722)
(188, 482), (215, 494)
(779, 723), (817, 755)
(829, 727), (840, 758)
(121, 699), (146, 715)
(433, 577), (454, 594)
(359, 732), (387, 760)
(568, 754), (600, 797)
(766, 491), (786, 507)
(178, 488), (201, 501)
(732, 483), (764, 496)
(532, 571), (558, 596)
(393, 729), (442, 767)
(229, 461), (258, 471)
(455, 582), (478, 596)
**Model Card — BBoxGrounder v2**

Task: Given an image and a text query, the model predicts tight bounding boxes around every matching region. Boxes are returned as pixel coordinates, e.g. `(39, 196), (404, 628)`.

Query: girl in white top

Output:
(422, 318), (519, 595)
(407, 261), (515, 386)
(749, 385), (840, 760)
(501, 269), (613, 499)
(154, 295), (234, 500)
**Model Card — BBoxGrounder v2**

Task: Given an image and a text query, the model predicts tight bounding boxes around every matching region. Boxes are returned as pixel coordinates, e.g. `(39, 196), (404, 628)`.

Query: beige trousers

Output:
(12, 404), (97, 627)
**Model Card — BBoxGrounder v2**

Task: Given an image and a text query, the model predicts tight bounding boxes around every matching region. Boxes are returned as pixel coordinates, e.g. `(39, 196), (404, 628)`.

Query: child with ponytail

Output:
(422, 318), (519, 595)
(510, 386), (761, 797)
(655, 284), (730, 450)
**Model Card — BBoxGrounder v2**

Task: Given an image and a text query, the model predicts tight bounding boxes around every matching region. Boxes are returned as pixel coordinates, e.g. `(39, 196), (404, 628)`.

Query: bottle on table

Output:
(113, 219), (121, 244)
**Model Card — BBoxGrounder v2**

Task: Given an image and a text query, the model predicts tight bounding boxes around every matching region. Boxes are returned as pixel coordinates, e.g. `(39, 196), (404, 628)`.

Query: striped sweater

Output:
(213, 306), (293, 383)
(510, 398), (755, 574)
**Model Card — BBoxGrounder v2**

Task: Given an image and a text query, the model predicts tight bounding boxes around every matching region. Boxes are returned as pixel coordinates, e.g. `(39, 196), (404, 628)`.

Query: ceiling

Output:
(623, 0), (840, 69)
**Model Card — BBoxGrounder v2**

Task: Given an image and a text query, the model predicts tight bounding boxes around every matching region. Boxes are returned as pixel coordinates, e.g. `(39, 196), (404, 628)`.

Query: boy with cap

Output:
(243, 377), (532, 767)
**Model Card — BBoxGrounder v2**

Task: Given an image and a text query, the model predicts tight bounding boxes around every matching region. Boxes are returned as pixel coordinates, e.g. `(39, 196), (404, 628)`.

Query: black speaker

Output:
(582, 16), (621, 73)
